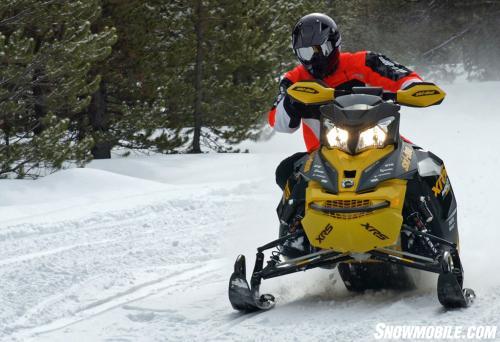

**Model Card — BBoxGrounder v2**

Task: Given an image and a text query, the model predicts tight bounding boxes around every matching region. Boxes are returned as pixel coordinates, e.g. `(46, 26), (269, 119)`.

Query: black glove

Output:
(283, 93), (321, 128)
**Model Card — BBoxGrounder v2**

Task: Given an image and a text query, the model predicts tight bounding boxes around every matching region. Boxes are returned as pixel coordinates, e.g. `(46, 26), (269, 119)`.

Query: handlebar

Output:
(287, 81), (446, 108)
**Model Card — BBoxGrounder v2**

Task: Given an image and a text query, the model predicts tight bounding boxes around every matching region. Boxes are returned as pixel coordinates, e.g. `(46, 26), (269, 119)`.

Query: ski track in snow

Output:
(1, 82), (500, 341)
(0, 182), (245, 341)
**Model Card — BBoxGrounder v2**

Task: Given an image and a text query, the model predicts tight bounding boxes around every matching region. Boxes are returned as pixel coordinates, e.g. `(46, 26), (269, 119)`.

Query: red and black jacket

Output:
(268, 51), (422, 152)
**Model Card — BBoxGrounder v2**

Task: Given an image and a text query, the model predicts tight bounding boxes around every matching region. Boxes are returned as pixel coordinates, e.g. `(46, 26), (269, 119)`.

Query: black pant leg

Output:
(275, 152), (308, 190)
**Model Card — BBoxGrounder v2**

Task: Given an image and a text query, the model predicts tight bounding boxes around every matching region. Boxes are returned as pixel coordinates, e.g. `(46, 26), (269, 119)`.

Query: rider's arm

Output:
(352, 51), (423, 92)
(268, 77), (301, 133)
(268, 69), (320, 133)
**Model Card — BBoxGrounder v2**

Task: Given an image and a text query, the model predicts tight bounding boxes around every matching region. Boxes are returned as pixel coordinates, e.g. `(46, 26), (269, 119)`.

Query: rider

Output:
(269, 13), (424, 257)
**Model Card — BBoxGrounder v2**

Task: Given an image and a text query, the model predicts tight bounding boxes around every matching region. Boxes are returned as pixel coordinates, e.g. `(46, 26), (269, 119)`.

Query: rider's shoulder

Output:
(340, 50), (369, 62)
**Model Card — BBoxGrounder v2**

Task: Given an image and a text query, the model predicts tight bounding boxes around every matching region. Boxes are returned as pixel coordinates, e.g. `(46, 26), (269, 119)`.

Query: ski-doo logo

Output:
(361, 223), (389, 240)
(316, 223), (334, 244)
(292, 86), (319, 94)
(303, 151), (316, 173)
(283, 181), (291, 200)
(412, 90), (440, 97)
(401, 145), (413, 172)
(342, 179), (355, 188)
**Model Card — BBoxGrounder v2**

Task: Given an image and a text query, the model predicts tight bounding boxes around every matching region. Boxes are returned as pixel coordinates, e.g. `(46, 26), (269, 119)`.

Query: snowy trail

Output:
(1, 176), (246, 341)
(1, 82), (500, 341)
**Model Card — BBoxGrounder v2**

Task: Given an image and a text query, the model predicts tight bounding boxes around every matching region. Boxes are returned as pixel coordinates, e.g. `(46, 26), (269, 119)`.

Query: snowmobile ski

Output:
(437, 273), (475, 308)
(436, 250), (475, 308)
(228, 255), (275, 311)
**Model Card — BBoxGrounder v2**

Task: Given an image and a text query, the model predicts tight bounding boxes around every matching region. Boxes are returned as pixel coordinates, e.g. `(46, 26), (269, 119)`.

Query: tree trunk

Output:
(32, 67), (47, 135)
(191, 0), (204, 153)
(32, 35), (46, 136)
(4, 129), (9, 159)
(89, 81), (112, 159)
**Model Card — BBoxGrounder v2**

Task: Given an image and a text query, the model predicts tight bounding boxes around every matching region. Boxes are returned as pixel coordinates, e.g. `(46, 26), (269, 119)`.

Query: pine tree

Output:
(161, 0), (326, 153)
(0, 0), (116, 177)
(82, 0), (188, 158)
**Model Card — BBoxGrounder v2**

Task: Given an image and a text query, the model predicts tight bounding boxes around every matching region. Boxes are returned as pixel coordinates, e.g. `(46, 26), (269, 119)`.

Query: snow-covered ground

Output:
(1, 82), (500, 341)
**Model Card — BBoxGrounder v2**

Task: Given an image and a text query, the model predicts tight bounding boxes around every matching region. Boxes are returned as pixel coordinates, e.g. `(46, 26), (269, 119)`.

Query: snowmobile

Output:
(228, 81), (476, 312)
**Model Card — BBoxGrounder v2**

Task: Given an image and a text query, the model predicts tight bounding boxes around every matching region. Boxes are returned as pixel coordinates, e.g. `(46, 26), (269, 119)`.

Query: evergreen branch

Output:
(421, 27), (471, 57)
(0, 0), (61, 26)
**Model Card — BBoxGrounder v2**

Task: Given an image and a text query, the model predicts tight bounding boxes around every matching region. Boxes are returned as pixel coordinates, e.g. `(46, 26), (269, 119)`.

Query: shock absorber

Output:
(407, 196), (438, 257)
(418, 196), (434, 223)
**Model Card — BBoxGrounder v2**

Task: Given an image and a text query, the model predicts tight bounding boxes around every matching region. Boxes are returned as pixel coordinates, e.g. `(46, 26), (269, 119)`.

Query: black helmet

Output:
(292, 13), (342, 78)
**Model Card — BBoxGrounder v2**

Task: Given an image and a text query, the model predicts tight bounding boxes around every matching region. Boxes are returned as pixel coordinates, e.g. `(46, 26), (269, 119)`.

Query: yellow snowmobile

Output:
(228, 81), (475, 311)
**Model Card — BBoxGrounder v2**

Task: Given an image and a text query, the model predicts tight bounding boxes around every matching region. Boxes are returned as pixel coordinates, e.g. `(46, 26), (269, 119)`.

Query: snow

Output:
(1, 81), (500, 341)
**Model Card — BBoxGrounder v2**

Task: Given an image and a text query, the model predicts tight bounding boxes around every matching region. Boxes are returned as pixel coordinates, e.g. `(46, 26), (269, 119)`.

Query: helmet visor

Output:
(296, 41), (334, 61)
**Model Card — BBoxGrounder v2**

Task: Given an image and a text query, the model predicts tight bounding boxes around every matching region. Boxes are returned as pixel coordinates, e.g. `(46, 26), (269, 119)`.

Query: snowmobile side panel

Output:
(407, 150), (459, 244)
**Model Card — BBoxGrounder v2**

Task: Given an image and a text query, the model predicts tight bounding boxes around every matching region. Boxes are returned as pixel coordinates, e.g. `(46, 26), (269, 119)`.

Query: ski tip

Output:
(437, 273), (475, 309)
(234, 254), (246, 275)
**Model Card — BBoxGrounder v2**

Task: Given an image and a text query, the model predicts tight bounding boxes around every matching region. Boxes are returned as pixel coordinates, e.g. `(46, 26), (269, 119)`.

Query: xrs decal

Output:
(361, 223), (389, 240)
(401, 145), (413, 172)
(316, 223), (333, 244)
(432, 166), (451, 198)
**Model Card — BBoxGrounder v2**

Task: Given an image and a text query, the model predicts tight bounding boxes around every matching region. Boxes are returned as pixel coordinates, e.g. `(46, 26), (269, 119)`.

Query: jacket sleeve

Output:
(357, 51), (422, 92)
(268, 77), (301, 133)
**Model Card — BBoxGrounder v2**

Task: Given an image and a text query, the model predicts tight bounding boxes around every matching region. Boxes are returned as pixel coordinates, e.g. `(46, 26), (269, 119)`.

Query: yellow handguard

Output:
(396, 83), (446, 107)
(286, 81), (334, 105)
(286, 80), (446, 108)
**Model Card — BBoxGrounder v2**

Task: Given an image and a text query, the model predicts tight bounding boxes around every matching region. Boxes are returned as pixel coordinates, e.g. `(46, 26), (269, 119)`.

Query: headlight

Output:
(356, 116), (395, 152)
(324, 119), (349, 152)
